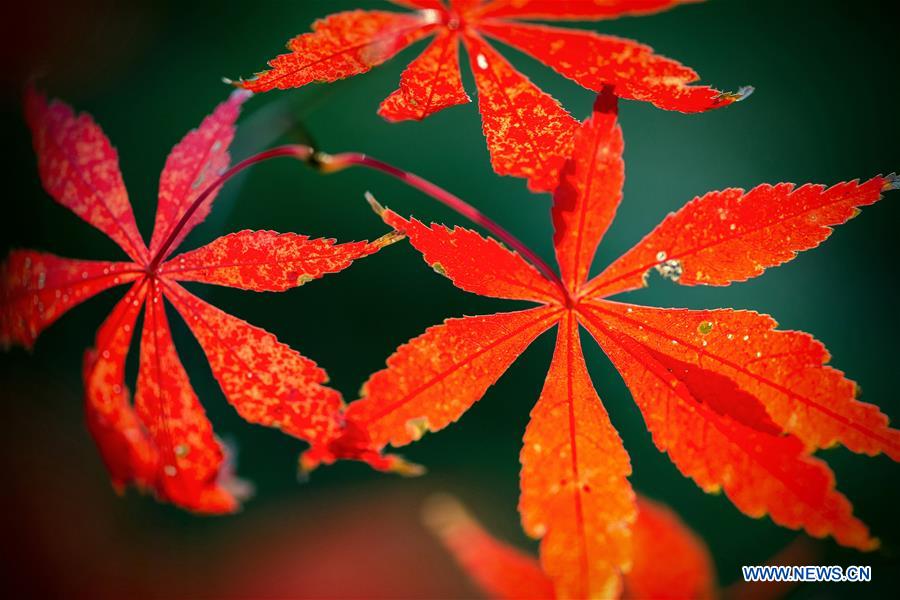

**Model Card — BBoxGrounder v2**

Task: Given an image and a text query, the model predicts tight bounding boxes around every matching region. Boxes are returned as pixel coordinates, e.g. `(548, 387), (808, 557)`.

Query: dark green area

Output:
(1, 0), (898, 597)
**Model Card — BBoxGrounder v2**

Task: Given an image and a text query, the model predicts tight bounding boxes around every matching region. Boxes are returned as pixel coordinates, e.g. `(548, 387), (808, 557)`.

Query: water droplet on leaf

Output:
(655, 258), (683, 282)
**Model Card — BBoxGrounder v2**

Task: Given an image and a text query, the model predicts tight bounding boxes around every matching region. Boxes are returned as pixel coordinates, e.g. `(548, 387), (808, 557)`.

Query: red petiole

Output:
(148, 144), (565, 295)
(148, 145), (313, 271)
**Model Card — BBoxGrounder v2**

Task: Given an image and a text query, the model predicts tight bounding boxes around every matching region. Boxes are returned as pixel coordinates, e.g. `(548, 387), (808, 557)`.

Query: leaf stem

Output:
(150, 144), (564, 295)
(318, 151), (564, 291)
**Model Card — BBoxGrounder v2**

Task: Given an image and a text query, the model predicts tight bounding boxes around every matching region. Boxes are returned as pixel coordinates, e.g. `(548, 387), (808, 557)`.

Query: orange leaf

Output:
(320, 88), (896, 557)
(578, 302), (877, 550)
(325, 153), (895, 559)
(478, 21), (740, 114)
(1, 251), (140, 349)
(160, 230), (377, 292)
(24, 88), (148, 262)
(389, 0), (445, 9)
(149, 90), (249, 259)
(580, 301), (900, 460)
(134, 281), (238, 514)
(462, 32), (579, 192)
(242, 11), (436, 92)
(379, 31), (471, 122)
(451, 0), (485, 13)
(345, 306), (562, 449)
(83, 280), (157, 493)
(521, 311), (635, 599)
(584, 177), (893, 298)
(383, 209), (563, 303)
(242, 1), (738, 189)
(163, 281), (345, 448)
(477, 0), (701, 20)
(552, 90), (624, 293)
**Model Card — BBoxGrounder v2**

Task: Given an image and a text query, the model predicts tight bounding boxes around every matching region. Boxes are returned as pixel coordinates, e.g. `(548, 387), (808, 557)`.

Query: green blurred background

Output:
(1, 1), (898, 598)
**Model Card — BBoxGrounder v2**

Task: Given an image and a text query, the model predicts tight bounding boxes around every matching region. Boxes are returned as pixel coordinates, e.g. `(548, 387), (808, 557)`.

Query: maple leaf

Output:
(0, 88), (398, 513)
(306, 90), (899, 597)
(240, 0), (748, 192)
(424, 494), (716, 600)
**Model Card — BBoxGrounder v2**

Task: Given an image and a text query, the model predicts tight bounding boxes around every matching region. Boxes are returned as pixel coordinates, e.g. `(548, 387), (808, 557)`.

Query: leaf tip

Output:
(735, 85), (755, 101)
(421, 492), (469, 535)
(388, 455), (426, 477)
(405, 416), (430, 441)
(297, 450), (323, 479)
(218, 438), (256, 506)
(365, 191), (386, 216)
(883, 172), (899, 192)
(717, 85), (754, 104)
(371, 230), (406, 250)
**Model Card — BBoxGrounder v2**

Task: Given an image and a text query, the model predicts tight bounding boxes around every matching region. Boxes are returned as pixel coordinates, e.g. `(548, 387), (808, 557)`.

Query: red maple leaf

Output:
(425, 494), (716, 600)
(0, 88), (397, 513)
(240, 0), (749, 192)
(305, 90), (900, 596)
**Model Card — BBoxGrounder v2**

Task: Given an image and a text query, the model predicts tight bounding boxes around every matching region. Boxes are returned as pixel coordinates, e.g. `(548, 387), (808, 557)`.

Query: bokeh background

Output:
(2, 1), (899, 598)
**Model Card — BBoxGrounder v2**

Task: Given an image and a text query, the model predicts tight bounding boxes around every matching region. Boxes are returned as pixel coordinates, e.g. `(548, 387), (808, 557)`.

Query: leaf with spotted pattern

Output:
(309, 91), (898, 596)
(240, 0), (747, 192)
(2, 87), (389, 512)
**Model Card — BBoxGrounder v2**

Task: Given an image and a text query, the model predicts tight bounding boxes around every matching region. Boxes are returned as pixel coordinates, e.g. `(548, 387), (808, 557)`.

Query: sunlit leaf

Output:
(242, 0), (743, 190)
(2, 88), (386, 512)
